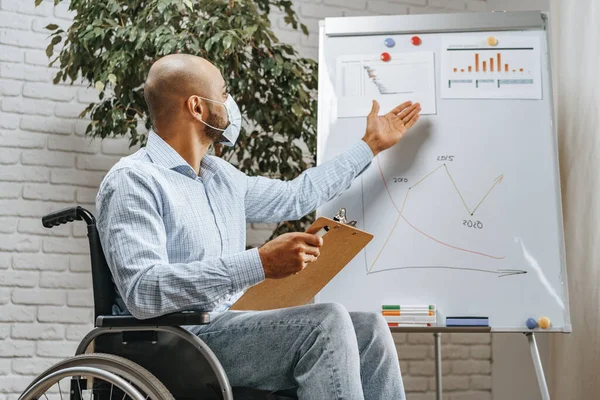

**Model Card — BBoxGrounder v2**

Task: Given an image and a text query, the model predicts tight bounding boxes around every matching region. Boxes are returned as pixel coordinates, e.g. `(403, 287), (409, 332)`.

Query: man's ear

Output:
(187, 95), (203, 121)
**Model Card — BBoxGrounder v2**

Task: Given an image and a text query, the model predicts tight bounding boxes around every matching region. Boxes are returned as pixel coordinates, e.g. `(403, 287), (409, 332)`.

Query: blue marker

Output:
(446, 316), (489, 327)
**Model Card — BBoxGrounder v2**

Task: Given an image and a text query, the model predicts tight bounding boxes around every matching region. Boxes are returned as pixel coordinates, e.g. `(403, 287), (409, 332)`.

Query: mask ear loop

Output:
(200, 118), (226, 132)
(197, 96), (229, 132)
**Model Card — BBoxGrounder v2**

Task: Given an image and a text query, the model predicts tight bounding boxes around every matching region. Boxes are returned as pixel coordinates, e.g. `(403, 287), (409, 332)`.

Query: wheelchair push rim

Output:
(19, 366), (146, 400)
(19, 353), (174, 400)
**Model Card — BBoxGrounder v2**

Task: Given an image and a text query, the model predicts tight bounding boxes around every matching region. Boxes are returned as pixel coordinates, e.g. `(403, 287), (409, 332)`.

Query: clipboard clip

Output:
(333, 208), (357, 227)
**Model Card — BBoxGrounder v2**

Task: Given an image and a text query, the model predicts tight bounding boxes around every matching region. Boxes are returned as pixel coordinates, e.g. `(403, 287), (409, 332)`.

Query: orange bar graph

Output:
(450, 51), (527, 75)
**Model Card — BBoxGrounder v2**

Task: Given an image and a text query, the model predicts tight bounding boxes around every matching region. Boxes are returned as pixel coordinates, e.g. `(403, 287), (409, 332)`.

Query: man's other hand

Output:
(258, 229), (323, 279)
(362, 100), (421, 156)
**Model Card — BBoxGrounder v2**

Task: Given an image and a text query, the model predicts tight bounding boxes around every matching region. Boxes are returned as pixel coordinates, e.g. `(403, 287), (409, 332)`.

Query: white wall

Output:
(548, 1), (600, 399)
(487, 0), (548, 12)
(0, 0), (550, 398)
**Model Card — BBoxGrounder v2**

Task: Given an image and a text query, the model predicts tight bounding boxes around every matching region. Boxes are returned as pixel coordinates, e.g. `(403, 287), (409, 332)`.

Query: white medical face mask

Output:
(197, 94), (241, 147)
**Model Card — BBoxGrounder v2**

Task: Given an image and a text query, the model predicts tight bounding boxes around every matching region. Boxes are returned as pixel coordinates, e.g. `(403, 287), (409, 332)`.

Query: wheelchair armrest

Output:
(95, 310), (210, 328)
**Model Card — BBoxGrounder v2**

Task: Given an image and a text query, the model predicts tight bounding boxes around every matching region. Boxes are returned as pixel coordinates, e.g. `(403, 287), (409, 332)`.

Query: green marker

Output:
(382, 305), (435, 311)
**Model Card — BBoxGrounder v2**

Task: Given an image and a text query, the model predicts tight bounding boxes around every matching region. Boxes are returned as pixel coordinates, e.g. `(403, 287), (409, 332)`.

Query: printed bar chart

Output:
(441, 36), (542, 99)
(452, 52), (528, 75)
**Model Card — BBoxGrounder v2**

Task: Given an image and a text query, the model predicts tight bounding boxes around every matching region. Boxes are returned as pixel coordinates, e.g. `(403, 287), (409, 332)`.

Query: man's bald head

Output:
(144, 54), (227, 132)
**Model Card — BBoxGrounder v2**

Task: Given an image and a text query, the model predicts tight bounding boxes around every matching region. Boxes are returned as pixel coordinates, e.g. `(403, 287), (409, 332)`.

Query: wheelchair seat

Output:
(42, 206), (298, 400)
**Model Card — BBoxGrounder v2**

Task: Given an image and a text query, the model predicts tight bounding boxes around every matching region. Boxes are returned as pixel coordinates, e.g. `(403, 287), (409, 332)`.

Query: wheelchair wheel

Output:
(19, 353), (174, 400)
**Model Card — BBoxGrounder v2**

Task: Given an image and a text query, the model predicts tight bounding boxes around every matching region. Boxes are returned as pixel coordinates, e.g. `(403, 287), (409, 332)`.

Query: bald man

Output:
(96, 54), (421, 400)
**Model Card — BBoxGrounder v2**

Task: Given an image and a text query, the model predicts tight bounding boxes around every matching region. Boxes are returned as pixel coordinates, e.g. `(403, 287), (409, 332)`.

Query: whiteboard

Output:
(315, 12), (570, 332)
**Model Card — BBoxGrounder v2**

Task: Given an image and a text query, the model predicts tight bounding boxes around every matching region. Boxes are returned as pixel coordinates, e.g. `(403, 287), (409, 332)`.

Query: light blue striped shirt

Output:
(96, 131), (373, 319)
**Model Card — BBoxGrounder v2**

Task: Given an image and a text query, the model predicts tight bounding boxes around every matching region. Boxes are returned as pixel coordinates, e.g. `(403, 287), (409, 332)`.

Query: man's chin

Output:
(200, 128), (224, 143)
(212, 133), (227, 144)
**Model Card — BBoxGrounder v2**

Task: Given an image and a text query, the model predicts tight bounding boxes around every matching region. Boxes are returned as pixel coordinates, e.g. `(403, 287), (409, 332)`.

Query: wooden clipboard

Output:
(231, 216), (373, 311)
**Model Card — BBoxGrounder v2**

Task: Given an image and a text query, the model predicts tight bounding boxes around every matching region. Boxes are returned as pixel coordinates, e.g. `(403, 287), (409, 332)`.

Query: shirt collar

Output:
(146, 130), (220, 182)
(199, 156), (220, 182)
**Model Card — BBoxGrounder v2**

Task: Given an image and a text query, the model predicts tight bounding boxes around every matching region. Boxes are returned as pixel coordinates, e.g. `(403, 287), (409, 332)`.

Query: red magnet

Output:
(380, 52), (391, 62)
(411, 36), (422, 46)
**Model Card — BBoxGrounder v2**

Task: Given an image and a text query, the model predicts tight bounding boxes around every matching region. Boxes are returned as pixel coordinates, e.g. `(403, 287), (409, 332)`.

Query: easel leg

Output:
(434, 332), (442, 400)
(526, 333), (550, 400)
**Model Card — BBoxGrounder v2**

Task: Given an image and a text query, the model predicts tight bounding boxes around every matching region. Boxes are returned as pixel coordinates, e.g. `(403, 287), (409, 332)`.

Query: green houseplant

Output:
(37, 0), (318, 237)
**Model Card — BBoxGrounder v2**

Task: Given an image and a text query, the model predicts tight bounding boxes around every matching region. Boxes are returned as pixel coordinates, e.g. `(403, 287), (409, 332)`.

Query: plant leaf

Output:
(46, 24), (59, 31)
(301, 24), (309, 36)
(222, 35), (232, 50)
(53, 71), (62, 85)
(94, 81), (105, 92)
(291, 103), (303, 118)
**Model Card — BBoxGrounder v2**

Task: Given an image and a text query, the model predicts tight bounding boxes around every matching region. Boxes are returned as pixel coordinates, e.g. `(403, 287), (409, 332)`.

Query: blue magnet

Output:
(384, 38), (395, 48)
(526, 318), (538, 329)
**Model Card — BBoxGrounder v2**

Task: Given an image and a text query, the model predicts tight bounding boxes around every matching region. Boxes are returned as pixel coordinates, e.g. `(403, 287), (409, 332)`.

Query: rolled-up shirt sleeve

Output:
(244, 140), (374, 223)
(96, 168), (265, 319)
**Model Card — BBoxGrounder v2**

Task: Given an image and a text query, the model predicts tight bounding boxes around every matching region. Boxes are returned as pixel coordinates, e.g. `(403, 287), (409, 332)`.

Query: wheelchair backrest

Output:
(43, 206), (116, 323)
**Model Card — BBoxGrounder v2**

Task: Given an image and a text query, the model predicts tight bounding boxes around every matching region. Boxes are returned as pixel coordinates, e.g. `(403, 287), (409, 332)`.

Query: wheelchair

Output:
(19, 206), (298, 400)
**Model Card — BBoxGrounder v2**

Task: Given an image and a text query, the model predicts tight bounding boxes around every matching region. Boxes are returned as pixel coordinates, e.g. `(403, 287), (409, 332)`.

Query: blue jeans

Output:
(189, 303), (406, 400)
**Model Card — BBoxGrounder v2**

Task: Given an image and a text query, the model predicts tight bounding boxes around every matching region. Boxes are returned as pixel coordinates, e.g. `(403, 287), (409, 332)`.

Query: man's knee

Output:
(308, 303), (356, 341)
(351, 312), (396, 351)
(352, 311), (388, 331)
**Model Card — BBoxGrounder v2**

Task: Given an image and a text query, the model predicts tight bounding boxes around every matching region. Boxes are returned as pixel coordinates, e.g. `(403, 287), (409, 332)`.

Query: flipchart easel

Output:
(316, 11), (567, 400)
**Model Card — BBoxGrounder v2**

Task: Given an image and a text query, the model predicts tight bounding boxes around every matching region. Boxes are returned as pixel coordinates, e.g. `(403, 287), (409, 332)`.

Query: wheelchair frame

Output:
(30, 206), (297, 400)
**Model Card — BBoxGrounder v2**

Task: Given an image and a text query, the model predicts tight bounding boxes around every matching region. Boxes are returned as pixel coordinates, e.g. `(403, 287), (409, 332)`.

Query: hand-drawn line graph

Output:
(362, 157), (526, 277)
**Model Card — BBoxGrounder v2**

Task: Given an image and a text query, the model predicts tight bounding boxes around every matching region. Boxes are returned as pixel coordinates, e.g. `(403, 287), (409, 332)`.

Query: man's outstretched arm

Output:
(245, 100), (421, 223)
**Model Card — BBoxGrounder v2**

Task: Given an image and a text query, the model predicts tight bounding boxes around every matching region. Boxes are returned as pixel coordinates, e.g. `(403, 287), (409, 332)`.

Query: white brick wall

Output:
(0, 0), (508, 397)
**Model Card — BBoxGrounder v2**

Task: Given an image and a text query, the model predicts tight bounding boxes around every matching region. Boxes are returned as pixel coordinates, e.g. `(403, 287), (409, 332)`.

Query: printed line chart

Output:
(362, 157), (527, 278)
(336, 52), (437, 117)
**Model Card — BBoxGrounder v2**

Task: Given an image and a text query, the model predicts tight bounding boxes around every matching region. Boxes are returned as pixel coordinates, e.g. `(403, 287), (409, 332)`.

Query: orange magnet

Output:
(380, 52), (391, 62)
(487, 36), (498, 46)
(538, 317), (551, 329)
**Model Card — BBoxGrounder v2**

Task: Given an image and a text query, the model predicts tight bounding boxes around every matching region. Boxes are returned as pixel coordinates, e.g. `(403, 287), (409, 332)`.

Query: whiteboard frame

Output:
(316, 11), (571, 333)
(324, 11), (545, 37)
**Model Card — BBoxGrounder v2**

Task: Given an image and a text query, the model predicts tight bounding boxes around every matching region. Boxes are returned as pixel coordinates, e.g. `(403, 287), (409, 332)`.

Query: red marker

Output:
(380, 52), (391, 62)
(411, 36), (422, 46)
